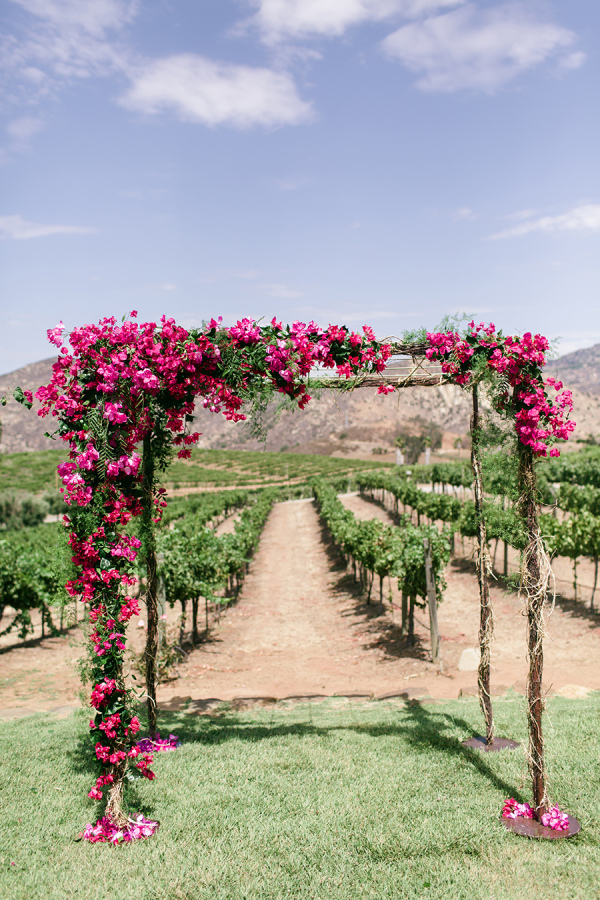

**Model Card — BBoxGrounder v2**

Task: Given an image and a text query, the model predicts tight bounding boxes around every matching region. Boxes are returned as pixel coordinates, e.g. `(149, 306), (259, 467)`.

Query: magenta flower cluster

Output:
(502, 798), (570, 831)
(426, 321), (575, 457)
(34, 312), (391, 833)
(83, 814), (159, 844)
(136, 732), (181, 753)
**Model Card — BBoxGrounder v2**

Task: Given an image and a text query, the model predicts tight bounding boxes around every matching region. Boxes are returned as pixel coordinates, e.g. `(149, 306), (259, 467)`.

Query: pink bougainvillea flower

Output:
(541, 806), (570, 831)
(47, 321), (65, 347)
(502, 798), (570, 831)
(501, 797), (534, 820)
(136, 732), (181, 753)
(82, 814), (159, 843)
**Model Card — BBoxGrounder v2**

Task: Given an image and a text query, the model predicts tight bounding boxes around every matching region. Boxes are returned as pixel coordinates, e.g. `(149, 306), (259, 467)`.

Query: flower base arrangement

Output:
(82, 814), (159, 844)
(501, 798), (580, 839)
(136, 733), (181, 753)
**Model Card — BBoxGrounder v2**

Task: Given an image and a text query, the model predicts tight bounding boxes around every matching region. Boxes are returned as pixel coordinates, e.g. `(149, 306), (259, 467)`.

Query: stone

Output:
(333, 692), (373, 700)
(231, 696), (278, 710)
(279, 694), (328, 704)
(187, 698), (224, 714)
(376, 687), (430, 701)
(458, 648), (480, 671)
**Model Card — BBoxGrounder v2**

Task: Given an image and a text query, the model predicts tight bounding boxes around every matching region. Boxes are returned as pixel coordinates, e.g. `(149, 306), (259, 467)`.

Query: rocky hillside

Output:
(0, 358), (57, 454)
(2, 345), (599, 457)
(551, 344), (600, 396)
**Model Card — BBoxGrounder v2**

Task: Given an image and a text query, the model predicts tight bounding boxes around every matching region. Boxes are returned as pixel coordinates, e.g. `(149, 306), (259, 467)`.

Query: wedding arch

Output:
(26, 313), (574, 839)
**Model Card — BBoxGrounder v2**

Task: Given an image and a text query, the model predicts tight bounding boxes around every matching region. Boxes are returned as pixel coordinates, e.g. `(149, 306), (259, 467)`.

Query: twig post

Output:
(157, 551), (166, 653)
(519, 445), (549, 819)
(423, 538), (441, 668)
(142, 434), (158, 739)
(470, 385), (495, 746)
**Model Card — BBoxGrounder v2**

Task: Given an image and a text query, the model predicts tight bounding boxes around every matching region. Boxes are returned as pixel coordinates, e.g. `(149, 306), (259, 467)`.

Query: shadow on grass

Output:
(143, 700), (526, 806)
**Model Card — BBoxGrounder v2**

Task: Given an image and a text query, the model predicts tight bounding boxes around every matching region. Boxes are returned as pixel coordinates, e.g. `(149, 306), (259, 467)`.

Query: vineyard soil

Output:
(1, 497), (600, 715)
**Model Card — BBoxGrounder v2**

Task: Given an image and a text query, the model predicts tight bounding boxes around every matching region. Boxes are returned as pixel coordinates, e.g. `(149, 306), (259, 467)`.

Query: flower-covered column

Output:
(32, 313), (391, 838)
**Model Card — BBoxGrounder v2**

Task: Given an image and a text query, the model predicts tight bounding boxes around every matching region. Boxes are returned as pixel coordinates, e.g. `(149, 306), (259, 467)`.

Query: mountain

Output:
(0, 357), (56, 454)
(551, 343), (600, 396)
(2, 344), (600, 457)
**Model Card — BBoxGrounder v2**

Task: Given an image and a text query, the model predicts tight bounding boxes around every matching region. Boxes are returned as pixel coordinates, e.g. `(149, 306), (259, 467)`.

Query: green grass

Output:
(167, 449), (393, 488)
(1, 696), (599, 899)
(0, 450), (65, 494)
(0, 447), (391, 495)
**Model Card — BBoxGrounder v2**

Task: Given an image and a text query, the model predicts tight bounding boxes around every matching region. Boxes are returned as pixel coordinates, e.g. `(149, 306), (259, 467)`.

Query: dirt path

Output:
(161, 498), (435, 703)
(1, 496), (599, 716)
(214, 511), (241, 537)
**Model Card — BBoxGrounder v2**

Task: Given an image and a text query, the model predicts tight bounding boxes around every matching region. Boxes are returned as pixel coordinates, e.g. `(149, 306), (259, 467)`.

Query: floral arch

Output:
(26, 313), (574, 840)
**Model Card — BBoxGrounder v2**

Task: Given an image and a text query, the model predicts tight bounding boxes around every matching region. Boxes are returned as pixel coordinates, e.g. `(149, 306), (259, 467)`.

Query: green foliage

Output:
(541, 447), (600, 487)
(166, 447), (394, 488)
(558, 483), (600, 517)
(542, 511), (600, 562)
(403, 461), (472, 489)
(394, 420), (442, 464)
(398, 325), (428, 344)
(356, 471), (463, 528)
(157, 491), (275, 614)
(313, 479), (450, 606)
(0, 523), (72, 637)
(0, 449), (65, 494)
(0, 492), (48, 530)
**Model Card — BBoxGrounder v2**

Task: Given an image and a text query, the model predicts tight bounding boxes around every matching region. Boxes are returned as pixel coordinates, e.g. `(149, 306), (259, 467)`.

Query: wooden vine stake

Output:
(423, 538), (441, 668)
(463, 385), (519, 753)
(518, 444), (549, 818)
(470, 385), (495, 745)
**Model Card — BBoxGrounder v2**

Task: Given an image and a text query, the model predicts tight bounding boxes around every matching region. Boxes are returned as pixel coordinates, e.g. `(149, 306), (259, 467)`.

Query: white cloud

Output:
(382, 3), (579, 92)
(560, 51), (586, 71)
(0, 214), (97, 239)
(3, 2), (312, 132)
(488, 204), (600, 240)
(6, 116), (44, 145)
(119, 54), (312, 128)
(247, 0), (463, 43)
(3, 0), (135, 106)
(261, 282), (305, 298)
(10, 0), (138, 37)
(454, 206), (477, 220)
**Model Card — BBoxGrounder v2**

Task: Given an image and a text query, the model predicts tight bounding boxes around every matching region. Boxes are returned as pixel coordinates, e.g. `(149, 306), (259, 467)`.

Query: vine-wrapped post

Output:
(470, 384), (495, 746)
(141, 434), (159, 739)
(27, 313), (392, 839)
(518, 444), (549, 818)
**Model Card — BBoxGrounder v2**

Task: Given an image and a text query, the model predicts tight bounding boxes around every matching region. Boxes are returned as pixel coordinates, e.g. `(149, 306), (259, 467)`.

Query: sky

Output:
(1, 0), (599, 372)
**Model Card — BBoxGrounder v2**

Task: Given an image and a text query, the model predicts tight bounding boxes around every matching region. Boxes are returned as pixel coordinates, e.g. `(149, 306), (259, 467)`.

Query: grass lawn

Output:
(1, 695), (599, 900)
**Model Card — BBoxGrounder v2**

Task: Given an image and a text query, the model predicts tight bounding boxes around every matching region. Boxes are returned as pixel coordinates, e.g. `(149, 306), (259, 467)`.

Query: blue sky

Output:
(1, 0), (599, 372)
